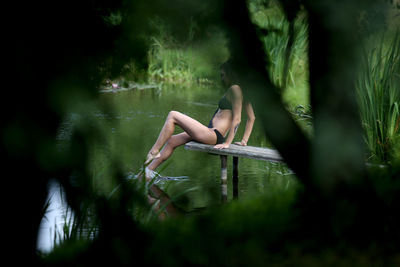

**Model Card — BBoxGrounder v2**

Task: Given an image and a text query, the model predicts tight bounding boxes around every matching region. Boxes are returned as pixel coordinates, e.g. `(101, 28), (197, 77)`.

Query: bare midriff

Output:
(210, 109), (232, 137)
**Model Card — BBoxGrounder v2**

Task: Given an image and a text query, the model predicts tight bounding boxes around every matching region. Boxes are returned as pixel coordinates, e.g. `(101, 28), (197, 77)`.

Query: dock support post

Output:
(233, 156), (238, 199)
(220, 155), (227, 203)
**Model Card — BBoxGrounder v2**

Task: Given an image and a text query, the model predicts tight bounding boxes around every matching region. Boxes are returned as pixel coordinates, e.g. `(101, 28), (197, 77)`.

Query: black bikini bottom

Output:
(213, 129), (225, 144)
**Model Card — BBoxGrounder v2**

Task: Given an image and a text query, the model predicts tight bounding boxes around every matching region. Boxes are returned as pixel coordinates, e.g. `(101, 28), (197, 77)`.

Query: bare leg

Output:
(145, 133), (194, 220)
(146, 111), (217, 164)
(144, 112), (217, 218)
(148, 132), (192, 171)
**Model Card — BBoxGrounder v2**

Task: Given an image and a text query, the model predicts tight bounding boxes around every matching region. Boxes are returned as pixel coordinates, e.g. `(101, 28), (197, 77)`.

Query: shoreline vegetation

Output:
(99, 80), (160, 93)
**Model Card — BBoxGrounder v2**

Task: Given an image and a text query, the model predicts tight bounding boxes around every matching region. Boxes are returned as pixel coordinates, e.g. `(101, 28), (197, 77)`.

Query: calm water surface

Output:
(38, 83), (297, 252)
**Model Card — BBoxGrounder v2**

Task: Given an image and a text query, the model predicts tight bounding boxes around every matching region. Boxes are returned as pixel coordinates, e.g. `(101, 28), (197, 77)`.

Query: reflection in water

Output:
(126, 171), (189, 183)
(37, 179), (74, 253)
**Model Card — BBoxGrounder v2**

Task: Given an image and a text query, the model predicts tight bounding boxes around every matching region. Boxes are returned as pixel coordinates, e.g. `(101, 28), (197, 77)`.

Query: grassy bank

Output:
(145, 18), (229, 85)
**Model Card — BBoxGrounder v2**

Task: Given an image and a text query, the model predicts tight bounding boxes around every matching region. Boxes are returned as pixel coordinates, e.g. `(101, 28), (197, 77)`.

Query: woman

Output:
(144, 60), (256, 180)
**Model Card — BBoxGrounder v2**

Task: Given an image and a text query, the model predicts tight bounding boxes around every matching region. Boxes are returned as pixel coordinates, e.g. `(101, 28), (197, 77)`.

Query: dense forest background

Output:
(4, 0), (400, 265)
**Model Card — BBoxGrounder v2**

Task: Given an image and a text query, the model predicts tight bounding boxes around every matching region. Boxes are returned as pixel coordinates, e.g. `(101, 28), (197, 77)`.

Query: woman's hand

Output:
(234, 139), (247, 146)
(214, 143), (230, 149)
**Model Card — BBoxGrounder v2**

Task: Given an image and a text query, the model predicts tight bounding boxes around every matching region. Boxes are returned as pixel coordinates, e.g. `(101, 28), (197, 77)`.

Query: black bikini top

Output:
(218, 95), (232, 110)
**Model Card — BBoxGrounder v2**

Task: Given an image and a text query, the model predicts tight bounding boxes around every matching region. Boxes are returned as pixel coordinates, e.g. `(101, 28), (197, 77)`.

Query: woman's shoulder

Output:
(228, 84), (243, 98)
(229, 84), (241, 90)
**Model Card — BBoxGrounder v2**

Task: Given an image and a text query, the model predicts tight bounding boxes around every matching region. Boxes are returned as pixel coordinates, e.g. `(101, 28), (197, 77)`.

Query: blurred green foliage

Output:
(4, 0), (400, 265)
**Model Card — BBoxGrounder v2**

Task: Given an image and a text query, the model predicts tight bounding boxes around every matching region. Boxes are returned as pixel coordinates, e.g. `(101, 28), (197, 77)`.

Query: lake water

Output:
(37, 83), (297, 252)
(37, 179), (75, 253)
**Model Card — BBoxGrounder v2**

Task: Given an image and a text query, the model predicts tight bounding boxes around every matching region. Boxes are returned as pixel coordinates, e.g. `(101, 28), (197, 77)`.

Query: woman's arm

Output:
(235, 102), (255, 146)
(214, 85), (242, 149)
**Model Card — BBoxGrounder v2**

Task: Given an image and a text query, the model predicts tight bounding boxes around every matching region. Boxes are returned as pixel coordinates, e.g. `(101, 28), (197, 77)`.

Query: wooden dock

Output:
(184, 141), (284, 202)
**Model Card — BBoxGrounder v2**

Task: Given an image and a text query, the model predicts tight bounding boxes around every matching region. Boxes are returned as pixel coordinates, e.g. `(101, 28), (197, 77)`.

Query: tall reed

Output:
(51, 192), (98, 249)
(248, 0), (309, 107)
(262, 16), (308, 90)
(356, 32), (400, 163)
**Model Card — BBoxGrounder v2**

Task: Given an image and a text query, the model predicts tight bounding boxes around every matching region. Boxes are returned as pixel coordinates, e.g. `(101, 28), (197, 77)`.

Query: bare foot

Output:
(145, 167), (154, 182)
(145, 150), (161, 165)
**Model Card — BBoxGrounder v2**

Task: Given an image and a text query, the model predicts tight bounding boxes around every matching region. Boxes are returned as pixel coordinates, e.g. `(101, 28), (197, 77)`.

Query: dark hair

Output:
(220, 59), (240, 86)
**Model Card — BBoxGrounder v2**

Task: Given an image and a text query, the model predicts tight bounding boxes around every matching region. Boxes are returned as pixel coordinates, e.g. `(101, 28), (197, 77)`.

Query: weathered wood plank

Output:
(184, 141), (283, 163)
